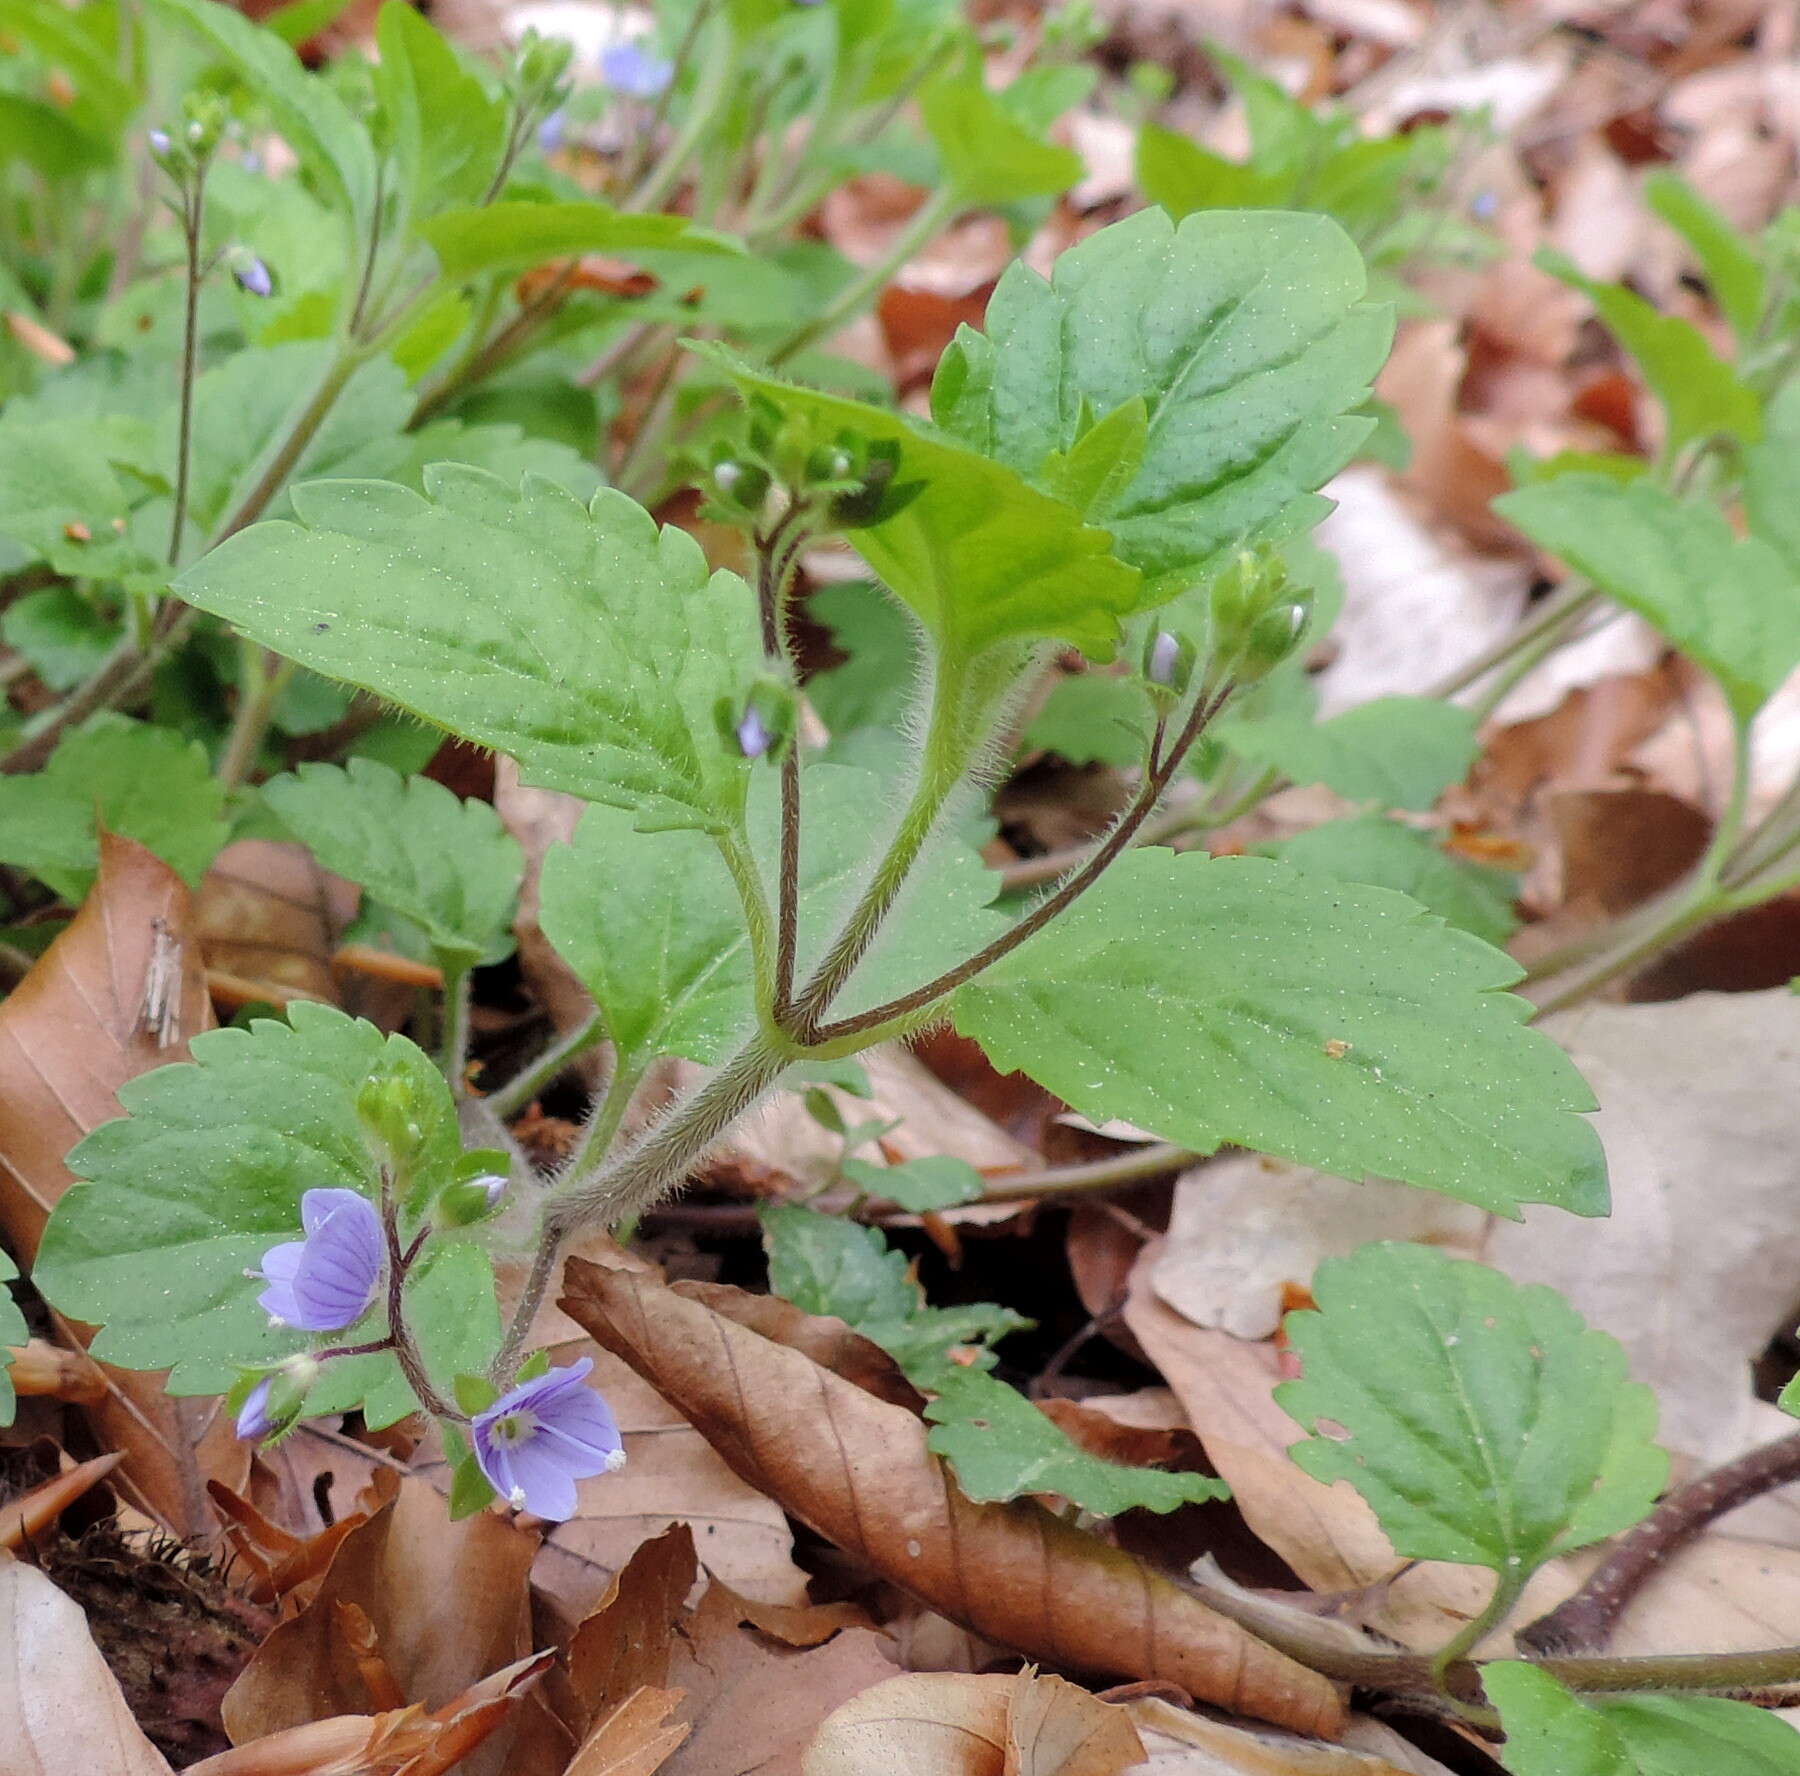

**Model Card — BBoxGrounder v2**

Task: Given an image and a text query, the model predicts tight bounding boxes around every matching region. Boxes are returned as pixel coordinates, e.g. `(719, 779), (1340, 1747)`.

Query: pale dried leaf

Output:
(566, 1687), (689, 1776)
(1123, 1697), (1447, 1775)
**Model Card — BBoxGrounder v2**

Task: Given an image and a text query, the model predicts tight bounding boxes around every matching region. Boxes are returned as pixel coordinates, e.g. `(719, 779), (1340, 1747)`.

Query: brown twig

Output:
(1517, 1427), (1800, 1655)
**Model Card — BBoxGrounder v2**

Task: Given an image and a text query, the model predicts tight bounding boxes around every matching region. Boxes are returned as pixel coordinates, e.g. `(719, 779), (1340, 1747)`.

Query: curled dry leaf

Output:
(806, 1670), (1144, 1776)
(1124, 1696), (1452, 1776)
(207, 1473), (397, 1608)
(559, 1259), (1345, 1738)
(0, 831), (226, 1536)
(0, 1451), (122, 1550)
(0, 1556), (174, 1776)
(4, 1336), (107, 1401)
(564, 1686), (688, 1776)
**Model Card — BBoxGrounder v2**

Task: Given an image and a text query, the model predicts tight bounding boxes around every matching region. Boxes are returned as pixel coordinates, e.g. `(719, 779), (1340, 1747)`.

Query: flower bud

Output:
(1143, 628), (1195, 700)
(1205, 546), (1301, 679)
(356, 1066), (425, 1163)
(436, 1171), (507, 1227)
(233, 1355), (318, 1442)
(516, 29), (575, 93)
(1236, 593), (1312, 682)
(233, 254), (273, 298)
(722, 676), (796, 762)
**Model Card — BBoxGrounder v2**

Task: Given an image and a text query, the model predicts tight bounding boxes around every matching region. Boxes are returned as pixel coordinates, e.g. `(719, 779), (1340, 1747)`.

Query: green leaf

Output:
(0, 91), (112, 178)
(0, 715), (229, 901)
(0, 1250), (25, 1427)
(760, 1204), (1026, 1391)
(1496, 475), (1800, 724)
(952, 851), (1606, 1217)
(1268, 815), (1518, 947)
(157, 0), (379, 229)
(371, 2), (507, 215)
(1538, 250), (1761, 457)
(1, 586), (120, 692)
(1277, 1243), (1665, 1576)
(919, 49), (1084, 204)
(1643, 172), (1766, 347)
(1136, 121), (1292, 215)
(34, 1002), (466, 1399)
(1223, 695), (1479, 810)
(1023, 674), (1153, 769)
(841, 1154), (986, 1212)
(418, 203), (741, 284)
(538, 759), (1009, 1070)
(931, 208), (1393, 598)
(0, 413), (137, 572)
(176, 469), (763, 835)
(262, 760), (522, 970)
(1744, 440), (1800, 582)
(707, 352), (1146, 663)
(806, 582), (920, 739)
(1487, 1663), (1800, 1776)
(925, 1369), (1227, 1514)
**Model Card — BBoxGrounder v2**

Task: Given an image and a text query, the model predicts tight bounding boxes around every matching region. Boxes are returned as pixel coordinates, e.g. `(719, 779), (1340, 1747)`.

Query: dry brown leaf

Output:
(804, 1670), (1144, 1776)
(0, 831), (225, 1535)
(565, 1687), (689, 1776)
(0, 1452), (121, 1549)
(560, 1259), (1346, 1736)
(0, 1555), (175, 1775)
(567, 1522), (696, 1725)
(222, 1477), (558, 1776)
(196, 839), (354, 1010)
(3, 1337), (106, 1401)
(1123, 1697), (1449, 1775)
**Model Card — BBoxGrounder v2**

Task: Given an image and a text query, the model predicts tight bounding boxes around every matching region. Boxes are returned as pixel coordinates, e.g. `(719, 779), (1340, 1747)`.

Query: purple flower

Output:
(234, 255), (273, 298)
(147, 128), (172, 157)
(472, 1357), (625, 1519)
(256, 1188), (384, 1332)
(1146, 630), (1182, 687)
(735, 704), (773, 759)
(235, 1377), (277, 1440)
(600, 42), (673, 98)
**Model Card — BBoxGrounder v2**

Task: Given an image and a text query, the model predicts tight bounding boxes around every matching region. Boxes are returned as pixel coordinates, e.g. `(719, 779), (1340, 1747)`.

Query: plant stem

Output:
(486, 1009), (607, 1120)
(440, 963), (472, 1096)
(770, 184), (959, 367)
(1518, 1428), (1800, 1656)
(1427, 585), (1598, 703)
(167, 163), (208, 569)
(629, 15), (738, 213)
(755, 508), (810, 1012)
(554, 1054), (646, 1191)
(216, 648), (294, 789)
(1431, 1573), (1526, 1694)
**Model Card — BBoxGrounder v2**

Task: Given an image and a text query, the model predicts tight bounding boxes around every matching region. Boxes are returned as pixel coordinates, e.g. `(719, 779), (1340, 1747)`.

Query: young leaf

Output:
(840, 1154), (986, 1212)
(931, 207), (1393, 598)
(418, 203), (740, 283)
(1277, 1243), (1666, 1577)
(1221, 695), (1479, 811)
(1643, 171), (1766, 347)
(175, 470), (763, 834)
(1486, 1662), (1800, 1776)
(1268, 814), (1518, 947)
(706, 352), (1147, 663)
(537, 760), (1009, 1070)
(918, 49), (1084, 204)
(0, 715), (228, 901)
(760, 1205), (1026, 1392)
(262, 760), (522, 970)
(0, 1251), (25, 1427)
(33, 1001), (465, 1395)
(925, 1370), (1227, 1514)
(1136, 121), (1290, 214)
(952, 852), (1606, 1217)
(1537, 250), (1761, 456)
(1496, 475), (1800, 724)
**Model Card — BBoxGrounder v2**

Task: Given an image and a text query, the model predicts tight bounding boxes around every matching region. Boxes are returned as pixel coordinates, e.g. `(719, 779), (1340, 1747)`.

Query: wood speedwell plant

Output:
(6, 1), (1800, 1767)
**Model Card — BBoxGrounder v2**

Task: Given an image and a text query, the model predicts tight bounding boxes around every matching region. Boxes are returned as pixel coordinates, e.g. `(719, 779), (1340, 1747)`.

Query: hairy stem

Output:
(440, 963), (472, 1097)
(486, 1009), (607, 1119)
(1519, 1428), (1800, 1656)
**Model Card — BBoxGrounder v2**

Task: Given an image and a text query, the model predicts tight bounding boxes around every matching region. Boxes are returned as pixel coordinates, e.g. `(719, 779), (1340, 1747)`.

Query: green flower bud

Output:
(1206, 546), (1299, 676)
(356, 1065), (425, 1164)
(516, 29), (574, 93)
(180, 91), (228, 160)
(719, 674), (797, 762)
(1237, 591), (1313, 683)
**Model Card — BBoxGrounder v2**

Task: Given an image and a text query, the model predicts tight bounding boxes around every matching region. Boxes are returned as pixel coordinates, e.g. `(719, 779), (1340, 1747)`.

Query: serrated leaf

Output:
(924, 1369), (1227, 1514)
(0, 1250), (25, 1426)
(1269, 814), (1518, 946)
(706, 352), (1146, 663)
(952, 851), (1606, 1217)
(762, 1206), (1028, 1396)
(157, 0), (379, 228)
(1277, 1243), (1666, 1576)
(919, 50), (1084, 204)
(1486, 1662), (1800, 1776)
(1223, 695), (1479, 811)
(1643, 172), (1766, 347)
(34, 1001), (464, 1397)
(418, 202), (740, 283)
(1538, 250), (1761, 457)
(175, 469), (762, 834)
(807, 582), (920, 739)
(931, 207), (1393, 598)
(538, 759), (1009, 1069)
(1496, 475), (1800, 724)
(0, 714), (228, 901)
(1024, 675), (1154, 769)
(841, 1154), (986, 1212)
(262, 759), (522, 970)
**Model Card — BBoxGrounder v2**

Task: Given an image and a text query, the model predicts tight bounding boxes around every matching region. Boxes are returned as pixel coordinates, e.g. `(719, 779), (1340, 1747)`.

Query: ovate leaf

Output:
(262, 759), (522, 970)
(1487, 1662), (1800, 1776)
(1538, 250), (1761, 457)
(34, 1002), (465, 1398)
(176, 470), (763, 834)
(925, 1369), (1227, 1514)
(1221, 695), (1478, 811)
(0, 715), (228, 901)
(931, 207), (1392, 597)
(371, 1), (506, 214)
(918, 49), (1084, 204)
(1, 586), (120, 692)
(419, 203), (740, 283)
(707, 353), (1146, 662)
(1278, 1243), (1666, 1576)
(840, 1154), (985, 1212)
(1497, 475), (1800, 723)
(952, 851), (1605, 1217)
(1643, 172), (1766, 346)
